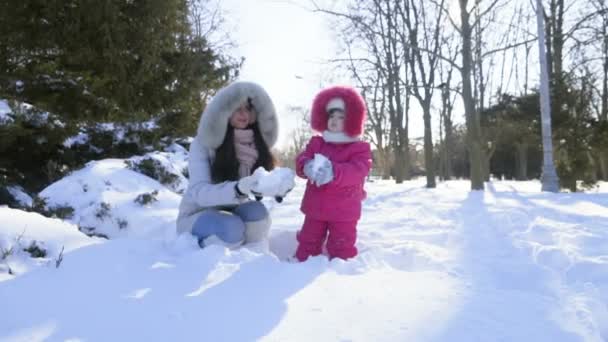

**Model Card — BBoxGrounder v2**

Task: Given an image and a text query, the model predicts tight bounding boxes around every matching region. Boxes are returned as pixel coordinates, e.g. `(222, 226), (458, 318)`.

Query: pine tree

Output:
(0, 0), (233, 124)
(0, 0), (237, 193)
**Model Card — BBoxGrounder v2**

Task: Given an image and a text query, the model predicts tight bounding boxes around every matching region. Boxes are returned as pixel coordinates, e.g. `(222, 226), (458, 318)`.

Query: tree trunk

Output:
(459, 0), (484, 190)
(536, 0), (560, 192)
(481, 145), (495, 182)
(599, 151), (608, 181)
(515, 142), (529, 180)
(377, 148), (391, 180)
(402, 135), (411, 180)
(391, 143), (405, 185)
(394, 147), (408, 184)
(481, 152), (491, 182)
(423, 105), (436, 187)
(587, 151), (598, 183)
(401, 66), (411, 181)
(438, 112), (446, 181)
(444, 116), (454, 179)
(602, 16), (608, 122)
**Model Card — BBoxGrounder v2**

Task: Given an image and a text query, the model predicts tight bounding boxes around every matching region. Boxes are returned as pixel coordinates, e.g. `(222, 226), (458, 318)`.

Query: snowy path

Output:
(1, 180), (607, 341)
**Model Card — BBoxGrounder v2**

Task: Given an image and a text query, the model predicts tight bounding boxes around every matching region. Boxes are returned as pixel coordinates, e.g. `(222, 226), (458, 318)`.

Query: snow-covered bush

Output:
(125, 158), (180, 190)
(38, 157), (182, 240)
(124, 149), (188, 193)
(22, 240), (47, 258)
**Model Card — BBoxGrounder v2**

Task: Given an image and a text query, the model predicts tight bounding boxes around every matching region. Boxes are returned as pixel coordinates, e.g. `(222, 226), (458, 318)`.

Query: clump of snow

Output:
(94, 121), (159, 143)
(312, 153), (329, 173)
(251, 166), (295, 198)
(0, 100), (13, 124)
(8, 103), (60, 128)
(63, 131), (90, 148)
(63, 121), (163, 149)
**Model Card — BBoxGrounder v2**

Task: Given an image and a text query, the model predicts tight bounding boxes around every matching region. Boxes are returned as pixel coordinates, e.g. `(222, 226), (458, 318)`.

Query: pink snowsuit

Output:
(295, 136), (372, 261)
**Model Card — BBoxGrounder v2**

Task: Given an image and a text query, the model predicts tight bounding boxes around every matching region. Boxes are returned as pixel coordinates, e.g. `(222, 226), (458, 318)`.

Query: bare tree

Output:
(335, 3), (396, 179)
(397, 0), (450, 188)
(456, 0), (487, 189)
(372, 0), (410, 183)
(188, 0), (230, 49)
(278, 106), (313, 169)
(310, 0), (574, 190)
(589, 0), (608, 179)
(188, 0), (242, 101)
(313, 0), (412, 183)
(437, 43), (459, 180)
(474, 1), (532, 181)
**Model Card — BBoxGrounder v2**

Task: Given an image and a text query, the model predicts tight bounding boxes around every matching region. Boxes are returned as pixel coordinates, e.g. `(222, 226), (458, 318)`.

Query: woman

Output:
(176, 81), (279, 248)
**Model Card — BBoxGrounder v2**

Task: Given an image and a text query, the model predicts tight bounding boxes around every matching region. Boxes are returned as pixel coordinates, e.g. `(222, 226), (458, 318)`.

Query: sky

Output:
(1, 146), (607, 340)
(216, 0), (567, 152)
(220, 0), (344, 148)
(218, 0), (445, 149)
(218, 0), (469, 150)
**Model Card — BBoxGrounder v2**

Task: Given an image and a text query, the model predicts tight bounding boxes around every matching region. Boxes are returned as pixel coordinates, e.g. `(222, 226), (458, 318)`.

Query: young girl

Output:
(176, 81), (279, 248)
(294, 86), (372, 261)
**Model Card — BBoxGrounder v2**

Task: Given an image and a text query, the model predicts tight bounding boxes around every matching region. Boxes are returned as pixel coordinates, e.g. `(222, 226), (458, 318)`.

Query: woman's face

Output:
(230, 102), (254, 129)
(327, 110), (345, 133)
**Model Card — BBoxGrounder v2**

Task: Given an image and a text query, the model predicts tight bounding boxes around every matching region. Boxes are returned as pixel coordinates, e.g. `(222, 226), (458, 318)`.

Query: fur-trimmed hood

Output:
(196, 81), (279, 149)
(311, 85), (367, 137)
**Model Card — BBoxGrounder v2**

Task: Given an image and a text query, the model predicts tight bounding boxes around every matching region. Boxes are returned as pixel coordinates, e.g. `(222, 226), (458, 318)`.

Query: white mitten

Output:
(274, 168), (296, 202)
(250, 167), (295, 202)
(236, 174), (258, 196)
(314, 159), (334, 186)
(303, 160), (316, 181)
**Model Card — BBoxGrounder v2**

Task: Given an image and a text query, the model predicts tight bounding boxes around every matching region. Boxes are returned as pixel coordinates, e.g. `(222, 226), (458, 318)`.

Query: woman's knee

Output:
(233, 201), (268, 222)
(191, 210), (246, 245)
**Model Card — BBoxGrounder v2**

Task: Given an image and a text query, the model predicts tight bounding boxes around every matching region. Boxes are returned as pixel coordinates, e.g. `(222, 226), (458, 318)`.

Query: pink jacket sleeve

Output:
(295, 136), (323, 179)
(328, 142), (372, 187)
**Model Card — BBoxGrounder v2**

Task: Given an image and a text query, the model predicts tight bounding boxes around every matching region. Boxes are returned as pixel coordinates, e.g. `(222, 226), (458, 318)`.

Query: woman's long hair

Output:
(211, 122), (276, 183)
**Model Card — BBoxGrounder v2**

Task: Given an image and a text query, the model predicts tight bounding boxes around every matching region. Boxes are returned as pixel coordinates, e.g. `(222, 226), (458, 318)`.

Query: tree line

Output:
(307, 0), (608, 191)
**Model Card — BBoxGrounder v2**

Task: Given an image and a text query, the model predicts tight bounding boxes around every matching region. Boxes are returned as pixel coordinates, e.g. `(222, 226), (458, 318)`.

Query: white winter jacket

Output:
(176, 138), (247, 234)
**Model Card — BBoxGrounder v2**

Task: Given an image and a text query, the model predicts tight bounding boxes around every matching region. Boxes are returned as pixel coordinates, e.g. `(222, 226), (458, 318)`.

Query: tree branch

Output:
(427, 0), (462, 34)
(481, 38), (537, 59)
(472, 0), (507, 28)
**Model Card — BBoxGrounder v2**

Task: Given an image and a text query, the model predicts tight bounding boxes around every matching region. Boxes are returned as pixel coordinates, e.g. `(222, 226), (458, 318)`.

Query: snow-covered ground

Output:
(1, 158), (607, 341)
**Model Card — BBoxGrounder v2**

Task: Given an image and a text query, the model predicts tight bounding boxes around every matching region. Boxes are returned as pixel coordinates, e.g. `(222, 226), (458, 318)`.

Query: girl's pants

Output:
(295, 216), (358, 261)
(191, 201), (270, 247)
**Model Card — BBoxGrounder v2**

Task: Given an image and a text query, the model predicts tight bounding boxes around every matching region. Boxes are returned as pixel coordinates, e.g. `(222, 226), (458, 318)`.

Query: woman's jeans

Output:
(191, 201), (270, 247)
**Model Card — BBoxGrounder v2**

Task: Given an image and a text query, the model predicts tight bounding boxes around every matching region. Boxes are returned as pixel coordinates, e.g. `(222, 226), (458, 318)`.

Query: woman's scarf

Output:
(234, 129), (259, 177)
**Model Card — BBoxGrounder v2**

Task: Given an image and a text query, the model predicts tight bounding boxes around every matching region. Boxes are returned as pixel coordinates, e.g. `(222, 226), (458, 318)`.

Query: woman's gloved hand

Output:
(236, 174), (258, 197)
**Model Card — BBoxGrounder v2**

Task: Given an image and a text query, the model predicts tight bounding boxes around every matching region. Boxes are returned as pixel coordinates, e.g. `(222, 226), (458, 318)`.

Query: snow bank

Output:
(0, 208), (98, 282)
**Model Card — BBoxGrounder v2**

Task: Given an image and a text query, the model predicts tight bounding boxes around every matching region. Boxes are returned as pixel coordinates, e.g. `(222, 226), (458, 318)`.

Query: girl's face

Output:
(230, 102), (254, 129)
(327, 110), (345, 133)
